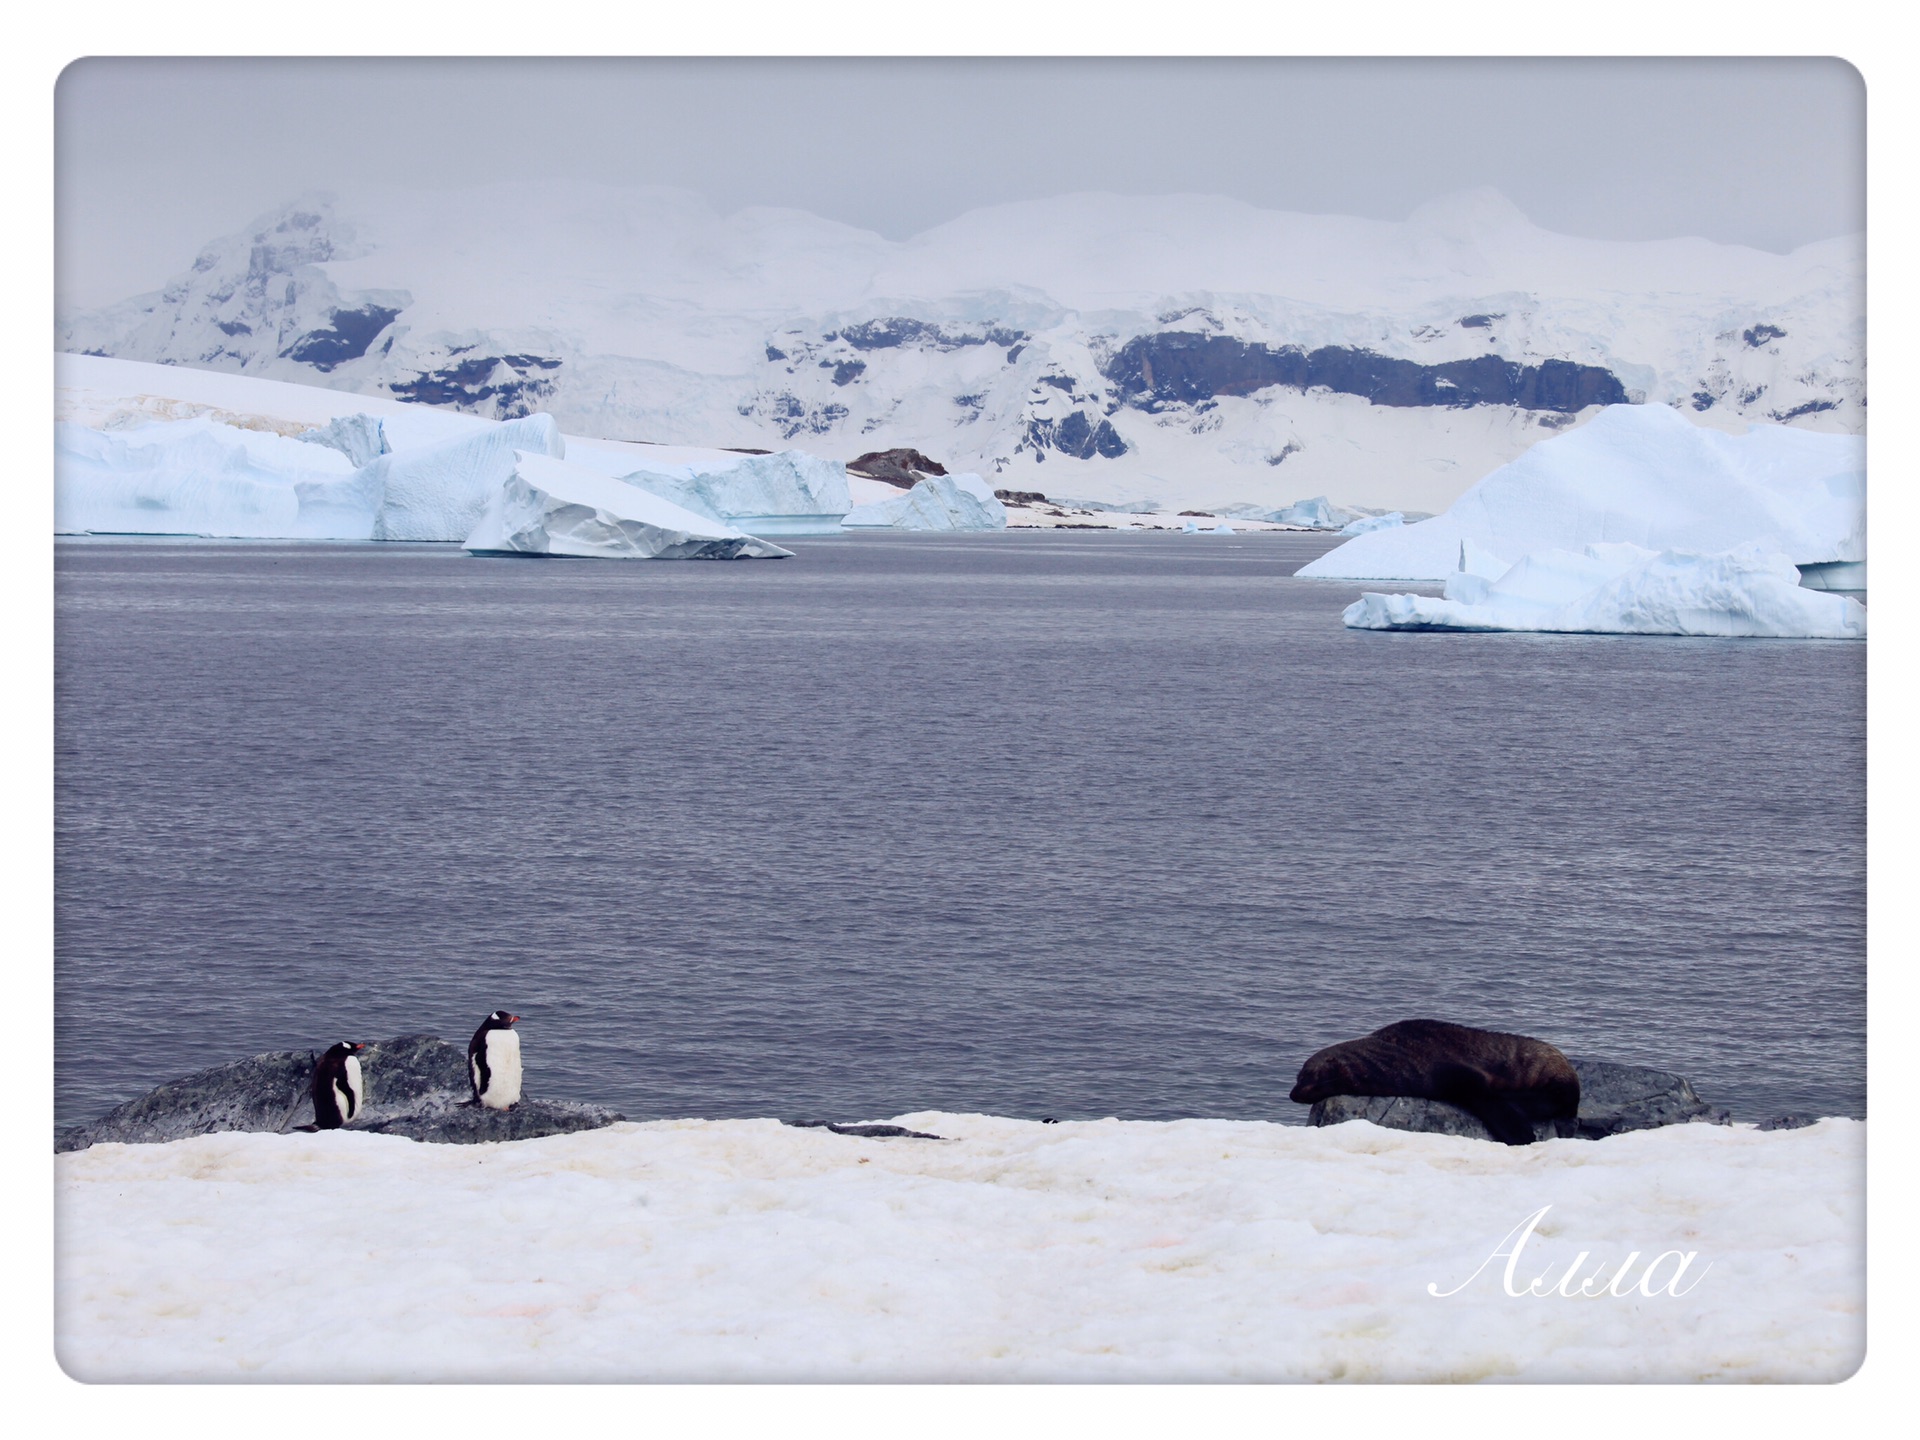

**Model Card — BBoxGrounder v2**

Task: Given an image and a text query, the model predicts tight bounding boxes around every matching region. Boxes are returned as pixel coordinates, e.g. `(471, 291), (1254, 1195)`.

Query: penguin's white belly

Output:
(477, 1029), (522, 1109)
(337, 1054), (363, 1122)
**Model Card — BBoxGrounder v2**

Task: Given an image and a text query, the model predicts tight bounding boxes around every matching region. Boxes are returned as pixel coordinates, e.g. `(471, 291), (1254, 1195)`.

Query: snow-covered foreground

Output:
(56, 1114), (1862, 1383)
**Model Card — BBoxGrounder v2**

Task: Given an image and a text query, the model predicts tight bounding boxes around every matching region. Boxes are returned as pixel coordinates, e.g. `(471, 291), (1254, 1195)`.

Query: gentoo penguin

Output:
(311, 1041), (368, 1130)
(468, 1011), (523, 1110)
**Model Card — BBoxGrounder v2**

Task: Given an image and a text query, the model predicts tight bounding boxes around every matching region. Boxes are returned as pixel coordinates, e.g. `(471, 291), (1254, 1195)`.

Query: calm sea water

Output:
(55, 532), (1866, 1131)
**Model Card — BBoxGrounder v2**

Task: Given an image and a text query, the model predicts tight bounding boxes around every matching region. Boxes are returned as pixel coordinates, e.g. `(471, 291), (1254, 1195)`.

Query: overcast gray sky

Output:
(56, 57), (1864, 310)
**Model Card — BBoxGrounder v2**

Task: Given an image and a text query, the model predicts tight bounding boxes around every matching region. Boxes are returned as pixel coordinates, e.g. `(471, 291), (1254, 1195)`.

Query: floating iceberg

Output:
(1342, 541), (1866, 639)
(54, 417), (380, 539)
(1339, 511), (1404, 536)
(1299, 405), (1865, 581)
(463, 452), (793, 560)
(1269, 496), (1365, 530)
(841, 473), (1008, 531)
(368, 414), (565, 542)
(621, 451), (853, 536)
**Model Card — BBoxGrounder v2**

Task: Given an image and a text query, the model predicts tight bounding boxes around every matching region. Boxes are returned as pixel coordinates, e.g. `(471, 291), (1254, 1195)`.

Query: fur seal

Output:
(1289, 1019), (1580, 1145)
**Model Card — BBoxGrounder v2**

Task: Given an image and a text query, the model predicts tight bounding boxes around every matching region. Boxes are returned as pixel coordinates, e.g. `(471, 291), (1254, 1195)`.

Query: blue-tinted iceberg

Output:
(368, 414), (565, 542)
(841, 473), (1007, 531)
(54, 417), (380, 539)
(1269, 496), (1365, 530)
(463, 452), (794, 560)
(1300, 405), (1865, 581)
(1343, 541), (1865, 639)
(1339, 511), (1404, 536)
(297, 414), (390, 468)
(622, 452), (851, 535)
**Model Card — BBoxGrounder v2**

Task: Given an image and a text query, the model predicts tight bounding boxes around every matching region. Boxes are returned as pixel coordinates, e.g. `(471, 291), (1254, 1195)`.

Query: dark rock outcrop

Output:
(788, 1121), (947, 1140)
(1023, 410), (1129, 459)
(1102, 333), (1628, 414)
(55, 1034), (623, 1153)
(388, 354), (562, 418)
(1564, 1057), (1731, 1138)
(1305, 1057), (1734, 1143)
(848, 448), (949, 486)
(282, 303), (403, 371)
(1308, 1094), (1572, 1144)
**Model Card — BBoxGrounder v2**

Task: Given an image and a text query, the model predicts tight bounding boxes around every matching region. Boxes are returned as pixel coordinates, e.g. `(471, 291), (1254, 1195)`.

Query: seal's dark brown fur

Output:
(1289, 1019), (1580, 1145)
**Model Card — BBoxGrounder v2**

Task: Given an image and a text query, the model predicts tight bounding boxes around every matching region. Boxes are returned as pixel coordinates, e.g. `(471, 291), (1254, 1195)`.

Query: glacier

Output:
(1342, 541), (1866, 639)
(463, 452), (793, 560)
(55, 184), (1864, 518)
(1298, 404), (1866, 581)
(841, 473), (1008, 531)
(621, 450), (852, 535)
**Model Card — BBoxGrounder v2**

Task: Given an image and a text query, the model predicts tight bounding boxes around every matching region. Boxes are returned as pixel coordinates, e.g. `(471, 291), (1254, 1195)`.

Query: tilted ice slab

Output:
(54, 416), (381, 539)
(367, 413), (565, 541)
(1299, 404), (1866, 581)
(841, 472), (1007, 531)
(1343, 541), (1866, 639)
(622, 450), (853, 536)
(54, 1114), (1862, 1382)
(464, 451), (793, 559)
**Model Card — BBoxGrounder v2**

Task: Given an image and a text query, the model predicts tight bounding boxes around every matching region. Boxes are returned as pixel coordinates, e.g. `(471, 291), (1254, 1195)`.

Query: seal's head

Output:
(1289, 1041), (1364, 1104)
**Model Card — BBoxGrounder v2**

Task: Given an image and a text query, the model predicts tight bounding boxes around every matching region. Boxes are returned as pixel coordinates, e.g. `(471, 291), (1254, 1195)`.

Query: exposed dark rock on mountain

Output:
(389, 354), (563, 418)
(848, 448), (949, 486)
(283, 304), (403, 371)
(1772, 398), (1840, 422)
(1306, 1057), (1735, 1143)
(1744, 323), (1788, 347)
(1102, 333), (1628, 413)
(55, 1034), (623, 1152)
(1022, 410), (1129, 459)
(994, 489), (1048, 505)
(837, 318), (1029, 352)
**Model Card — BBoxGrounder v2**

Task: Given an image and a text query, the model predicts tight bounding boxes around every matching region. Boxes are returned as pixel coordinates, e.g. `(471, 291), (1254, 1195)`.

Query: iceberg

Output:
(296, 413), (390, 468)
(621, 451), (852, 535)
(840, 473), (1008, 531)
(1339, 511), (1404, 536)
(463, 452), (794, 560)
(1299, 405), (1865, 581)
(54, 417), (380, 539)
(1342, 541), (1866, 639)
(1269, 496), (1365, 530)
(369, 414), (565, 542)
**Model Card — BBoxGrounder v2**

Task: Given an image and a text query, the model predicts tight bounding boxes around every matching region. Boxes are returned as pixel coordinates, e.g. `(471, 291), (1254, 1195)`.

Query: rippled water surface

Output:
(55, 533), (1866, 1130)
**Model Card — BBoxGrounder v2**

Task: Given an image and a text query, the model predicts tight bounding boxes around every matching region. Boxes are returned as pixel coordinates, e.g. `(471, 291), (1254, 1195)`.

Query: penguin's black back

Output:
(310, 1042), (361, 1129)
(468, 1015), (502, 1100)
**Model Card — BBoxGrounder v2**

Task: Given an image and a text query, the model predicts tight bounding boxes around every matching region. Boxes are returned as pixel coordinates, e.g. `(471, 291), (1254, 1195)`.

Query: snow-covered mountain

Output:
(57, 183), (1864, 514)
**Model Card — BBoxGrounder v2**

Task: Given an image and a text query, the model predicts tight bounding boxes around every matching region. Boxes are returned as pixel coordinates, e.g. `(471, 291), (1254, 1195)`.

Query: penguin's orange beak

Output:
(509, 1015), (522, 1025)
(351, 1043), (367, 1051)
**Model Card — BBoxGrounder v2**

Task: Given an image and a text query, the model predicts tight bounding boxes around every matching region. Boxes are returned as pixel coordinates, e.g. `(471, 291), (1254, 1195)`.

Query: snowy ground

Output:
(55, 1113), (1862, 1383)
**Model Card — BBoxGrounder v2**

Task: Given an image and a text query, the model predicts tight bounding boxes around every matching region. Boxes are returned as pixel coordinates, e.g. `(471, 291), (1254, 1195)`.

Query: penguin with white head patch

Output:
(311, 1041), (368, 1129)
(468, 1011), (523, 1110)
